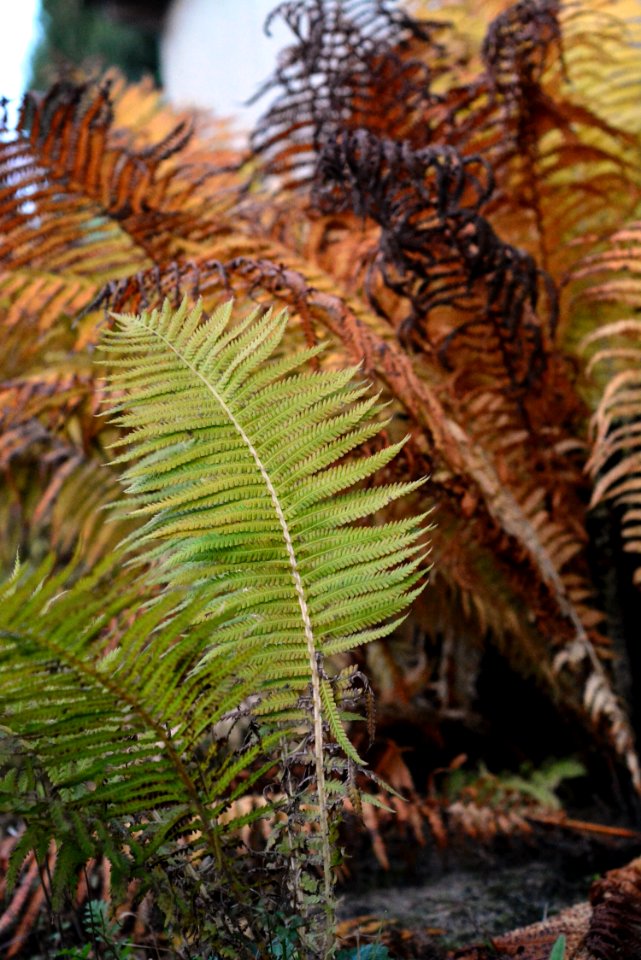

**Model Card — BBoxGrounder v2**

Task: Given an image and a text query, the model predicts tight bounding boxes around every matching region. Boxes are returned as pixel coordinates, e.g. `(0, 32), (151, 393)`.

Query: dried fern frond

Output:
(561, 0), (641, 138)
(251, 0), (640, 270)
(0, 77), (245, 567)
(570, 221), (641, 586)
(240, 0), (641, 796)
(456, 855), (641, 960)
(311, 127), (553, 395)
(581, 318), (641, 585)
(251, 0), (450, 182)
(468, 0), (641, 271)
(0, 80), (233, 275)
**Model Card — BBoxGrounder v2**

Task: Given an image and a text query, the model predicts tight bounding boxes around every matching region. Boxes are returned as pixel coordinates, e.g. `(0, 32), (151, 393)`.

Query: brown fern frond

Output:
(238, 0), (641, 794)
(312, 127), (554, 397)
(0, 78), (244, 565)
(0, 77), (240, 279)
(251, 0), (640, 279)
(0, 378), (109, 566)
(0, 841), (54, 959)
(454, 902), (592, 960)
(570, 222), (641, 585)
(0, 838), (149, 959)
(560, 0), (641, 138)
(251, 0), (451, 182)
(482, 0), (562, 98)
(582, 319), (641, 585)
(346, 753), (631, 868)
(0, 270), (95, 352)
(471, 1), (640, 275)
(584, 857), (641, 960)
(455, 855), (641, 960)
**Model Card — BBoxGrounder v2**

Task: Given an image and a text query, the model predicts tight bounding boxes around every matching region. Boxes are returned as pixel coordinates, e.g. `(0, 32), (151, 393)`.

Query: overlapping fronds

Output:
(0, 559), (215, 883)
(1, 297), (427, 955)
(1, 7), (634, 808)
(0, 558), (295, 956)
(101, 257), (568, 670)
(0, 77), (243, 568)
(241, 0), (641, 795)
(312, 128), (552, 394)
(0, 79), (233, 274)
(253, 0), (641, 266)
(251, 0), (450, 182)
(339, 749), (594, 866)
(98, 247), (639, 794)
(474, 1), (640, 271)
(2, 0), (641, 909)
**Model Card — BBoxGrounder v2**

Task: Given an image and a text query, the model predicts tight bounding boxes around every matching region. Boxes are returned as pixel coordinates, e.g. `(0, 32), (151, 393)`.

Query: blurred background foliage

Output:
(29, 0), (164, 87)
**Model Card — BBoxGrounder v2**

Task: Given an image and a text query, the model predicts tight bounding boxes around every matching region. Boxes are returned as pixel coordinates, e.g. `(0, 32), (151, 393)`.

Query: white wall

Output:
(161, 0), (290, 136)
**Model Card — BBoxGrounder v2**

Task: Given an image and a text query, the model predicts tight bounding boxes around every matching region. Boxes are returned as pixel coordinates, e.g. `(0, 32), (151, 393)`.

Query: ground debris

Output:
(450, 856), (641, 960)
(339, 857), (641, 960)
(452, 902), (591, 959)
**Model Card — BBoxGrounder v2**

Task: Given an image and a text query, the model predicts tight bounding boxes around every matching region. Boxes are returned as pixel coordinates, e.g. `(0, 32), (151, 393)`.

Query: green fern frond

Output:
(101, 298), (427, 723)
(0, 297), (428, 952)
(100, 296), (428, 905)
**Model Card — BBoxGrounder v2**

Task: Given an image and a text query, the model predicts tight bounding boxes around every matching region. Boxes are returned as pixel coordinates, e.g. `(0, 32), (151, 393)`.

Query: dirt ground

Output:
(336, 830), (641, 953)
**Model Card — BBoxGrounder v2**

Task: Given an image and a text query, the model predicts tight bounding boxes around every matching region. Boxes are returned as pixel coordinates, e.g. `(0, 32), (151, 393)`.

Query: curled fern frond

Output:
(482, 0), (563, 101)
(251, 0), (449, 182)
(312, 127), (553, 392)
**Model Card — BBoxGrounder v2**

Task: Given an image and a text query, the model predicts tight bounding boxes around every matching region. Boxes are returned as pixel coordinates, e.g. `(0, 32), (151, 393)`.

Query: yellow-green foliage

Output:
(0, 299), (428, 957)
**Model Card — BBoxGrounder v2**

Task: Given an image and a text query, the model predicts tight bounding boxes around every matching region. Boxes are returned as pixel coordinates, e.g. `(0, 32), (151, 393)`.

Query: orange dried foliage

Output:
(1, 0), (640, 895)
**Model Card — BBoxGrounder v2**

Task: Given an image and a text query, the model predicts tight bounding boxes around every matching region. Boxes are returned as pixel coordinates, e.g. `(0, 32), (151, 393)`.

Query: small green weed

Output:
(548, 934), (566, 960)
(337, 946), (393, 959)
(56, 900), (134, 960)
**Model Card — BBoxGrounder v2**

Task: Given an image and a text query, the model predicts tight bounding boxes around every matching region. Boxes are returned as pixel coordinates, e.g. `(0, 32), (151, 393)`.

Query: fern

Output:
(576, 223), (641, 586)
(0, 75), (241, 571)
(3, 9), (641, 949)
(586, 318), (641, 583)
(0, 298), (427, 957)
(1, 6), (638, 804)
(237, 0), (641, 794)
